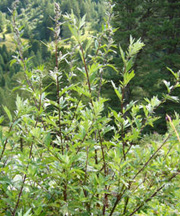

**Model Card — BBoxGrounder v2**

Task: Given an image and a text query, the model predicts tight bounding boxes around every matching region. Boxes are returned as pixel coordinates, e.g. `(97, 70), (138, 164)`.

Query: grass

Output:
(0, 32), (29, 51)
(0, 32), (15, 50)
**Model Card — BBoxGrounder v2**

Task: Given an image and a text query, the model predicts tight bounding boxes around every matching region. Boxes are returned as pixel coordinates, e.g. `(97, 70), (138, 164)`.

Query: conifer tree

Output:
(113, 0), (180, 132)
(0, 55), (5, 71)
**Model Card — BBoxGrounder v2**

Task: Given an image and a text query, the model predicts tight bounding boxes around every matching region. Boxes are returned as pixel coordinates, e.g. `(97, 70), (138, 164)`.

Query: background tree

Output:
(113, 0), (180, 133)
(0, 11), (5, 32)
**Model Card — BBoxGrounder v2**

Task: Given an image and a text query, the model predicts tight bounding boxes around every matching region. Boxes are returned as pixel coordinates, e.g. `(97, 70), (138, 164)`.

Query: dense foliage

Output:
(1, 0), (180, 133)
(0, 0), (106, 121)
(0, 1), (180, 215)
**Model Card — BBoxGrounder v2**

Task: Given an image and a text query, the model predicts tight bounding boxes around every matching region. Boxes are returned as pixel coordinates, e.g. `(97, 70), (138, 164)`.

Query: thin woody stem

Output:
(129, 170), (180, 216)
(12, 142), (34, 216)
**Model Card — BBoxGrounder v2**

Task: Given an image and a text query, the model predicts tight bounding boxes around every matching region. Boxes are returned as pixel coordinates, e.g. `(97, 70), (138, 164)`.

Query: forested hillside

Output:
(0, 0), (105, 40)
(113, 0), (180, 132)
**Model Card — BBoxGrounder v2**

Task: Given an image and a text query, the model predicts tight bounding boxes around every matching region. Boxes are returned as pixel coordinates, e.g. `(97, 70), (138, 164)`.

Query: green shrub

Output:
(0, 1), (180, 215)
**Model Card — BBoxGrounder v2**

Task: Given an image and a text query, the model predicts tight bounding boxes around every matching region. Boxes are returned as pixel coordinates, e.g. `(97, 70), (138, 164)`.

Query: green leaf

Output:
(23, 208), (32, 216)
(10, 59), (17, 67)
(85, 37), (93, 53)
(0, 116), (4, 124)
(163, 80), (171, 93)
(126, 58), (134, 72)
(12, 84), (23, 92)
(79, 14), (86, 29)
(119, 45), (126, 63)
(34, 206), (42, 215)
(123, 70), (135, 86)
(47, 27), (56, 33)
(164, 95), (179, 103)
(167, 67), (178, 79)
(124, 101), (137, 113)
(128, 36), (145, 57)
(68, 24), (79, 42)
(111, 81), (122, 101)
(18, 208), (32, 216)
(106, 64), (118, 73)
(120, 159), (134, 169)
(74, 86), (91, 98)
(3, 106), (12, 122)
(59, 84), (77, 97)
(120, 178), (128, 188)
(44, 133), (52, 148)
(95, 39), (99, 50)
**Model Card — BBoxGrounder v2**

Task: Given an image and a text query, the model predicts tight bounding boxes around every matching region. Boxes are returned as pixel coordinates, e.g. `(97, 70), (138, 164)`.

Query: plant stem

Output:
(79, 40), (109, 214)
(129, 170), (180, 216)
(79, 43), (92, 95)
(12, 143), (33, 216)
(123, 196), (130, 215)
(109, 134), (170, 215)
(0, 122), (14, 161)
(54, 10), (63, 153)
(109, 193), (123, 216)
(132, 134), (170, 181)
